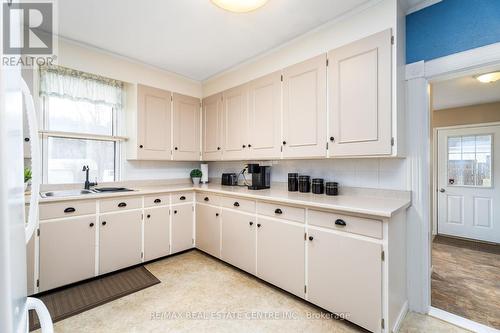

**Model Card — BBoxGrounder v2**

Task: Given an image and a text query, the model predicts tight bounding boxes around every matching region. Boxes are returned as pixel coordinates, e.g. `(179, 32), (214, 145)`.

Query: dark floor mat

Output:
(29, 266), (160, 331)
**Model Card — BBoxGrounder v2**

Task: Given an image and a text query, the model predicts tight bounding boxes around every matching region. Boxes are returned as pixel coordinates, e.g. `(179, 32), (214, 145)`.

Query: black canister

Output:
(325, 182), (339, 196)
(312, 178), (324, 194)
(298, 175), (311, 193)
(288, 173), (298, 192)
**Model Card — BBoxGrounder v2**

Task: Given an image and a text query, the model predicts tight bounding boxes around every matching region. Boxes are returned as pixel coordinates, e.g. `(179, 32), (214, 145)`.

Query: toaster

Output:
(221, 173), (238, 186)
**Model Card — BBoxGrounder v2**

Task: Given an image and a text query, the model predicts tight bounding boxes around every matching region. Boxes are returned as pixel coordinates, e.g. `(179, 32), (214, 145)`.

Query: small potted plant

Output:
(24, 167), (32, 192)
(190, 169), (202, 185)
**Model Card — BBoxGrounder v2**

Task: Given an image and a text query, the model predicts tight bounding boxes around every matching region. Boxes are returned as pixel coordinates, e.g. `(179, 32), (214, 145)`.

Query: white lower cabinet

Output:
(171, 204), (194, 253)
(39, 216), (96, 292)
(99, 210), (142, 274)
(307, 228), (382, 333)
(256, 217), (305, 298)
(221, 209), (256, 274)
(195, 204), (221, 257)
(144, 206), (170, 261)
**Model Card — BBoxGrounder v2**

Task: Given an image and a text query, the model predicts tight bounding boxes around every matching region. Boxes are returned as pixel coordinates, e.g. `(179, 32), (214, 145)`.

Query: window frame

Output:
(40, 95), (125, 184)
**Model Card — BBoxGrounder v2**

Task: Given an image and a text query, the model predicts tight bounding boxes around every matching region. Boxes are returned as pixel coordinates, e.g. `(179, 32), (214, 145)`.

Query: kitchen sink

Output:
(40, 189), (96, 198)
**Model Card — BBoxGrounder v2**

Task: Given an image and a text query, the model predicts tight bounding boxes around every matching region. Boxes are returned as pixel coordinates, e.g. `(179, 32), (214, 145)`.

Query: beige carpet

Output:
(35, 250), (470, 333)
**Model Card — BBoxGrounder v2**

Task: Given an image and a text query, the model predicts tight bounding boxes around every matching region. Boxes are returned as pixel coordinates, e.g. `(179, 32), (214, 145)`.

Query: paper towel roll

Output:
(201, 163), (209, 183)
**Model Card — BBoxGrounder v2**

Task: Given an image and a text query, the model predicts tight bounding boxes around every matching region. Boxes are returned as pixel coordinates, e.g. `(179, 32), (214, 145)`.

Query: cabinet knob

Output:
(180, 196), (186, 200)
(274, 208), (282, 214)
(147, 214), (151, 219)
(249, 221), (254, 226)
(257, 223), (262, 228)
(101, 221), (107, 226)
(216, 213), (219, 217)
(89, 223), (94, 227)
(118, 202), (127, 208)
(175, 147), (178, 150)
(242, 145), (246, 148)
(217, 147), (221, 150)
(24, 137), (30, 142)
(64, 207), (76, 213)
(282, 141), (287, 145)
(248, 144), (252, 148)
(154, 198), (161, 204)
(174, 210), (178, 214)
(309, 236), (314, 241)
(139, 145), (143, 148)
(330, 137), (334, 142)
(335, 219), (346, 226)
(233, 202), (240, 207)
(204, 197), (209, 201)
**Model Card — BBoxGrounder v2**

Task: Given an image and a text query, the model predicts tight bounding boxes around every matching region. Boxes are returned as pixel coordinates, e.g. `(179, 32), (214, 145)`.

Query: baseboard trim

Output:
(392, 301), (408, 333)
(429, 306), (498, 333)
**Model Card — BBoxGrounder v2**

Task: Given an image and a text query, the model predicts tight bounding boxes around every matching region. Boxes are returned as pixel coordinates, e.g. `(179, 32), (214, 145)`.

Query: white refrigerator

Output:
(0, 3), (53, 333)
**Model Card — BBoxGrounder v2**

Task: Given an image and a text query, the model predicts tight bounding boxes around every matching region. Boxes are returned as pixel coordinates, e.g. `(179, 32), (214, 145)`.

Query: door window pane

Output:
(47, 137), (115, 184)
(47, 96), (113, 136)
(447, 135), (492, 187)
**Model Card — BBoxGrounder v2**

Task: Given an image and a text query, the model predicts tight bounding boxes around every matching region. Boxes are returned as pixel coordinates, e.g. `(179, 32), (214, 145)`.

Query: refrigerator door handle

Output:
(21, 79), (41, 244)
(26, 297), (53, 333)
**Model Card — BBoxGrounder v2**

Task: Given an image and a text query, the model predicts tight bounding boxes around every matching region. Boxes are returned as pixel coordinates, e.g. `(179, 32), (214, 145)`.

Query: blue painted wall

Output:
(406, 0), (500, 64)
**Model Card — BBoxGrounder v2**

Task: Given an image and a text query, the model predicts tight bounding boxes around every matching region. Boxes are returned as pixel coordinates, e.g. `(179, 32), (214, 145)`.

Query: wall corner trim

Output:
(405, 61), (425, 80)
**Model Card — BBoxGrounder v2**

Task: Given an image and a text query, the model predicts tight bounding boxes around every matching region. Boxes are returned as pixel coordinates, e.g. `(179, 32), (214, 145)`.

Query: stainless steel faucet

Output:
(82, 165), (98, 190)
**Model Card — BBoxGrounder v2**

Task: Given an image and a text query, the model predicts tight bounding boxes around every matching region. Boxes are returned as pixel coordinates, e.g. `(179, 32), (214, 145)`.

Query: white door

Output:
(172, 93), (200, 161)
(202, 93), (223, 160)
(144, 207), (170, 261)
(437, 125), (500, 243)
(221, 209), (256, 274)
(223, 84), (248, 160)
(171, 204), (194, 253)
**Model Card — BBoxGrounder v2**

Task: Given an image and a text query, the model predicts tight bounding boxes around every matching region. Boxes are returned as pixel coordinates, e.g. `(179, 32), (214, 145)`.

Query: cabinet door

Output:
(39, 216), (96, 291)
(256, 217), (305, 298)
(99, 210), (142, 274)
(307, 229), (382, 333)
(223, 84), (249, 160)
(248, 71), (282, 159)
(137, 84), (172, 160)
(282, 54), (327, 158)
(221, 209), (256, 274)
(195, 204), (221, 257)
(202, 93), (223, 160)
(173, 93), (201, 161)
(171, 204), (194, 253)
(328, 29), (392, 157)
(144, 207), (170, 261)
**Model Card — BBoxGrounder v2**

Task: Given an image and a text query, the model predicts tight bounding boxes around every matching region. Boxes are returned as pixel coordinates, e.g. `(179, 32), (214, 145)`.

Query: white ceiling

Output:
(432, 74), (500, 110)
(57, 0), (372, 81)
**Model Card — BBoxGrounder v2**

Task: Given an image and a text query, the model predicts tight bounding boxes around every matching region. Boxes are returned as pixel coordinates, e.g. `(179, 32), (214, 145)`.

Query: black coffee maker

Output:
(247, 163), (271, 190)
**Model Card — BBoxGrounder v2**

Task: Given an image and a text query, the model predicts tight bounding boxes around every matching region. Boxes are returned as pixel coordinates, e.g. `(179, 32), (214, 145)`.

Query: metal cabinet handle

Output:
(101, 221), (107, 226)
(147, 214), (151, 219)
(257, 223), (261, 228)
(233, 202), (240, 207)
(174, 210), (178, 214)
(439, 188), (445, 193)
(64, 207), (75, 213)
(274, 208), (282, 214)
(217, 147), (221, 150)
(216, 213), (219, 217)
(248, 144), (252, 148)
(139, 145), (143, 148)
(24, 137), (30, 142)
(204, 197), (209, 201)
(175, 147), (178, 150)
(330, 136), (334, 142)
(249, 221), (254, 226)
(242, 145), (246, 148)
(118, 202), (127, 208)
(180, 196), (186, 200)
(335, 219), (346, 226)
(154, 198), (161, 203)
(282, 141), (287, 145)
(309, 236), (314, 241)
(89, 223), (94, 227)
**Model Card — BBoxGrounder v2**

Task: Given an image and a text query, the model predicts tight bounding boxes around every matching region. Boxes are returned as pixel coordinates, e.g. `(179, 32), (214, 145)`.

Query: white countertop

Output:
(36, 181), (411, 219)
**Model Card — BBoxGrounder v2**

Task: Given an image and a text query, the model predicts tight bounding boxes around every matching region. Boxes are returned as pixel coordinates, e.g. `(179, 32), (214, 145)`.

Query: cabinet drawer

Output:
(308, 210), (382, 239)
(144, 194), (170, 208)
(100, 196), (142, 213)
(220, 196), (255, 213)
(171, 192), (194, 204)
(257, 201), (305, 223)
(39, 200), (96, 220)
(196, 192), (220, 206)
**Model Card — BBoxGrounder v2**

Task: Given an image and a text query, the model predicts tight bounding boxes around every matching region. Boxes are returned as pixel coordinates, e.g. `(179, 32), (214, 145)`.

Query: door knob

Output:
(439, 188), (445, 193)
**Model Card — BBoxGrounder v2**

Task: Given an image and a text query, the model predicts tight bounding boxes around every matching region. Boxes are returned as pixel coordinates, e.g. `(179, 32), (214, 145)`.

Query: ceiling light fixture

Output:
(211, 0), (269, 13)
(475, 72), (500, 83)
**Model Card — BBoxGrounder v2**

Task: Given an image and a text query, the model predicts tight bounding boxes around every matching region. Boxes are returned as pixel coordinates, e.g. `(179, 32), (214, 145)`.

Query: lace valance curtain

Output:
(39, 65), (123, 108)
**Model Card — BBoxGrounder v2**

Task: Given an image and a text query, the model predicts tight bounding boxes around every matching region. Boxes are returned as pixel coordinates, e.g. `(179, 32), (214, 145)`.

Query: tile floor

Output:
(37, 250), (470, 332)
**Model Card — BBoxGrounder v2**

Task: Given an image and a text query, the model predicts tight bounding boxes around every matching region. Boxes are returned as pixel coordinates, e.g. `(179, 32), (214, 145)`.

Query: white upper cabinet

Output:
(202, 93), (223, 161)
(247, 71), (282, 160)
(172, 93), (201, 161)
(222, 84), (249, 160)
(328, 29), (392, 157)
(136, 84), (172, 160)
(282, 54), (327, 159)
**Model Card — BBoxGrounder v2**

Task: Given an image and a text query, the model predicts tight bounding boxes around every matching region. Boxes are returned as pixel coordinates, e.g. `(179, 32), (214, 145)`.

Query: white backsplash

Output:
(208, 159), (409, 191)
(122, 160), (199, 181)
